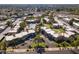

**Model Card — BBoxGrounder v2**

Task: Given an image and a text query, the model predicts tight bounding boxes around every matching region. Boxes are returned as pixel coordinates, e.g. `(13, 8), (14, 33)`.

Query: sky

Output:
(0, 0), (79, 4)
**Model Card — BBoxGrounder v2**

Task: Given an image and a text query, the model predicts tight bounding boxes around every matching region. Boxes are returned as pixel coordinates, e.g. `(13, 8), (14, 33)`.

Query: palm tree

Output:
(6, 21), (13, 28)
(19, 21), (27, 31)
(48, 11), (54, 19)
(35, 24), (41, 35)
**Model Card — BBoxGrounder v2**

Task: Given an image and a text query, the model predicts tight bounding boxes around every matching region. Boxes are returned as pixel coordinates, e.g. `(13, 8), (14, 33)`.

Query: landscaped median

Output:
(31, 42), (46, 48)
(6, 48), (35, 53)
(6, 47), (79, 53)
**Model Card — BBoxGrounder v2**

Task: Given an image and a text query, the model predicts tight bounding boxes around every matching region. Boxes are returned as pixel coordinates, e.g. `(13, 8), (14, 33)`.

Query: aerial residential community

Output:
(1, 4), (79, 54)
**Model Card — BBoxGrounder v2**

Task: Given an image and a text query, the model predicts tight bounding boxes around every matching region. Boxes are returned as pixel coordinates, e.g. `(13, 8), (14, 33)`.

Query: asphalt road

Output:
(41, 35), (56, 47)
(6, 49), (79, 54)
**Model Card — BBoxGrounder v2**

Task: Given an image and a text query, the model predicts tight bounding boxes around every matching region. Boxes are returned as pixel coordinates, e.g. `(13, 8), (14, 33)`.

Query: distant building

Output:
(0, 15), (7, 21)
(44, 17), (50, 23)
(53, 23), (62, 29)
(41, 26), (75, 41)
(74, 18), (79, 21)
(63, 17), (71, 23)
(73, 22), (79, 29)
(5, 30), (35, 41)
(0, 25), (6, 30)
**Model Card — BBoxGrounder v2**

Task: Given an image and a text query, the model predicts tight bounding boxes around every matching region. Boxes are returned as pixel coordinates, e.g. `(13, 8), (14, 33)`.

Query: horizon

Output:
(0, 4), (79, 8)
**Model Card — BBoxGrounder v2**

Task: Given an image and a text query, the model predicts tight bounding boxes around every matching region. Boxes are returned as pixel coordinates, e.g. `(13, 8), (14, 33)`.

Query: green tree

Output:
(35, 24), (41, 35)
(68, 36), (75, 43)
(0, 38), (6, 53)
(69, 18), (74, 26)
(6, 21), (13, 27)
(71, 35), (79, 48)
(19, 21), (27, 30)
(32, 35), (46, 48)
(48, 11), (54, 19)
(41, 14), (46, 18)
(61, 41), (71, 47)
(57, 41), (71, 47)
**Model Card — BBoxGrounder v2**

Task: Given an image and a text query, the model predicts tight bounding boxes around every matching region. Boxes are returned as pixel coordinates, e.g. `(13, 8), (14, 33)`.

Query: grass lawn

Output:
(31, 42), (46, 48)
(53, 28), (65, 33)
(44, 24), (52, 29)
(27, 16), (35, 19)
(44, 23), (65, 33)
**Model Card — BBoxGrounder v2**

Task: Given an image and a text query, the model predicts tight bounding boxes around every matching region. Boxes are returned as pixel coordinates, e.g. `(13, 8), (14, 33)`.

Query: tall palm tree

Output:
(35, 24), (41, 35)
(19, 20), (27, 31)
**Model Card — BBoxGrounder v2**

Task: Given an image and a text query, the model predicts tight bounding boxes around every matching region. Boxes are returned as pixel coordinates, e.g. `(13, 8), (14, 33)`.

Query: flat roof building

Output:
(73, 22), (79, 28)
(5, 30), (35, 41)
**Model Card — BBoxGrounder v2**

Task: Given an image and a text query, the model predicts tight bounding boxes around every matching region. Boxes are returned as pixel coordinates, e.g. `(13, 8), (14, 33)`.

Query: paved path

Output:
(41, 35), (57, 47)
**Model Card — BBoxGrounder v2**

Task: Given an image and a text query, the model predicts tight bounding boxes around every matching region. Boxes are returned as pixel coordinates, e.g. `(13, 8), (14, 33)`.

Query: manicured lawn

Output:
(44, 24), (52, 29)
(57, 41), (71, 47)
(31, 34), (46, 48)
(31, 42), (46, 48)
(53, 28), (65, 33)
(27, 16), (35, 19)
